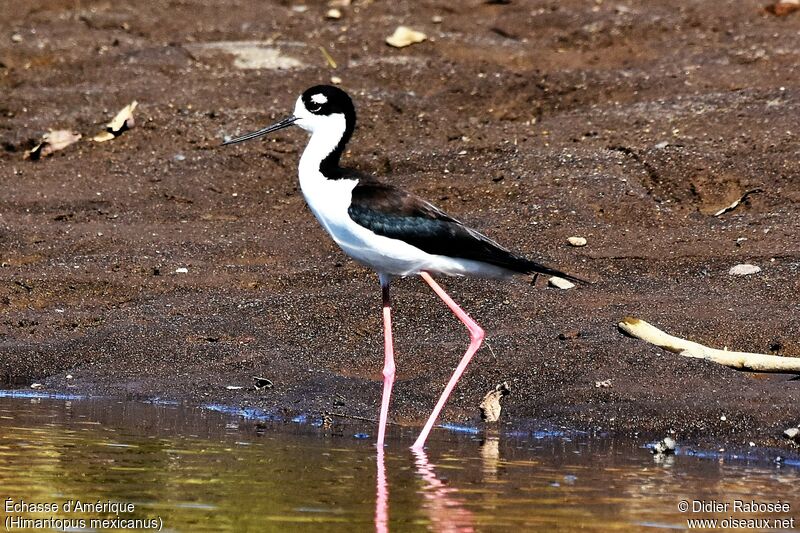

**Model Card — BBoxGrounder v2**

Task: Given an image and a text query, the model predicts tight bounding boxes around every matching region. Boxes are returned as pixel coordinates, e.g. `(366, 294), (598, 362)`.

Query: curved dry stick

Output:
(619, 317), (800, 374)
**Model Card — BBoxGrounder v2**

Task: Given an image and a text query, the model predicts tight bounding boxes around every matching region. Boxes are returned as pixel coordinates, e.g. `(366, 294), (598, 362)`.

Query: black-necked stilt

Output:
(224, 85), (582, 450)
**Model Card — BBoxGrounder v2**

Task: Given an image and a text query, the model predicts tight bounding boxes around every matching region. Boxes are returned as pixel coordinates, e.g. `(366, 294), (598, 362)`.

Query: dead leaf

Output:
(713, 188), (763, 216)
(25, 130), (82, 160)
(765, 0), (800, 16)
(93, 101), (138, 142)
(386, 26), (427, 48)
(479, 382), (510, 422)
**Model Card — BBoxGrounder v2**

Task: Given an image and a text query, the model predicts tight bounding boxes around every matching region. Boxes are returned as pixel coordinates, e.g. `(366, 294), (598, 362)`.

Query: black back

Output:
(348, 180), (585, 281)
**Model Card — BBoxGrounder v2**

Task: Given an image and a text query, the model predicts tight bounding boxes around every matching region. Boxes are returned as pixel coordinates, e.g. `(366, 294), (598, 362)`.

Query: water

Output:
(0, 393), (798, 532)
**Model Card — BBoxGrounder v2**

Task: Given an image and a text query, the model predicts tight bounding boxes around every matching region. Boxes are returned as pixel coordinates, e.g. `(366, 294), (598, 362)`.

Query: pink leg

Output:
(412, 272), (485, 450)
(377, 275), (395, 448)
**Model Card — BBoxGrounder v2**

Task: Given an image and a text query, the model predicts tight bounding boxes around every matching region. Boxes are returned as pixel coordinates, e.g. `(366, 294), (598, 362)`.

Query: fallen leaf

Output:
(549, 276), (575, 290)
(253, 376), (274, 391)
(479, 382), (510, 422)
(386, 26), (427, 48)
(765, 0), (800, 16)
(713, 188), (762, 216)
(25, 130), (82, 160)
(93, 101), (138, 142)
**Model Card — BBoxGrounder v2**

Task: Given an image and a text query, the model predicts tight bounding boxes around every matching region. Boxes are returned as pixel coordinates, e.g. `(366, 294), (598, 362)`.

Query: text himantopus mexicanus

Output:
(224, 85), (582, 450)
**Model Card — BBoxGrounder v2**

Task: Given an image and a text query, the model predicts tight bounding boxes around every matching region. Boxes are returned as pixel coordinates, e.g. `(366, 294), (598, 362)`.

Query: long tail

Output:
(515, 257), (589, 284)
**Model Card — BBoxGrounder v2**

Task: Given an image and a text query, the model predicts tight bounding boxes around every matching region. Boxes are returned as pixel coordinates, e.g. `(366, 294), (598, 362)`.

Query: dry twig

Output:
(619, 317), (800, 374)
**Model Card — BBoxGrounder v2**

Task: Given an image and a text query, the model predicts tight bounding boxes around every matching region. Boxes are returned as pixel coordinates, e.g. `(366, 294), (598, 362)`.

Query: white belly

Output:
(299, 170), (432, 276)
(297, 170), (514, 279)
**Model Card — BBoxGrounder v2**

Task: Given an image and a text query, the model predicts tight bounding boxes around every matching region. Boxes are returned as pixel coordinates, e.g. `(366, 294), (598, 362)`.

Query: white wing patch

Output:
(311, 93), (328, 105)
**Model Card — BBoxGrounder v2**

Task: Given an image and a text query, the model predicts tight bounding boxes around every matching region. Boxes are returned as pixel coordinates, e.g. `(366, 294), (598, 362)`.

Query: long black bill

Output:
(222, 116), (298, 146)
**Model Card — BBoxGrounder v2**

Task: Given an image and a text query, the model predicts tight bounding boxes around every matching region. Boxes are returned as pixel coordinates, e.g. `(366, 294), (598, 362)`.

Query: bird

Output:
(223, 85), (583, 450)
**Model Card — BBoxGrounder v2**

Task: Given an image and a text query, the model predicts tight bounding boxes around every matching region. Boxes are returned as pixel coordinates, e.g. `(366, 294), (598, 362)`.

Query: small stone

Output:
(595, 379), (612, 388)
(225, 385), (244, 390)
(330, 75), (342, 85)
(291, 5), (309, 13)
(66, 374), (73, 380)
(720, 415), (727, 421)
(386, 26), (427, 48)
(567, 236), (587, 247)
(30, 383), (44, 390)
(326, 8), (341, 19)
(651, 436), (676, 455)
(432, 15), (443, 23)
(783, 427), (800, 442)
(175, 267), (189, 274)
(549, 276), (575, 290)
(11, 33), (22, 43)
(728, 263), (761, 276)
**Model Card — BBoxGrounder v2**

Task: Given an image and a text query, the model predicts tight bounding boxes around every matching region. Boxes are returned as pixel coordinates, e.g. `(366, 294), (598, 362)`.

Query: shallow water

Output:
(0, 393), (798, 532)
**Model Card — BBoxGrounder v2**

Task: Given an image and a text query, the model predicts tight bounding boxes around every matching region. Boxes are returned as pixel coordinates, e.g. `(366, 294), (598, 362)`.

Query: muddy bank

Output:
(1, 0), (799, 449)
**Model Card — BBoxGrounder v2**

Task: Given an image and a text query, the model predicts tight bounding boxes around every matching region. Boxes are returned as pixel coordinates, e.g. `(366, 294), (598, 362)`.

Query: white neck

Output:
(298, 113), (347, 181)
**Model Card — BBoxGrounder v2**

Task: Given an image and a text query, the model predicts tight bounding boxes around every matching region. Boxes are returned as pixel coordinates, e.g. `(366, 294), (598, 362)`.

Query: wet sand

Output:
(1, 0), (799, 449)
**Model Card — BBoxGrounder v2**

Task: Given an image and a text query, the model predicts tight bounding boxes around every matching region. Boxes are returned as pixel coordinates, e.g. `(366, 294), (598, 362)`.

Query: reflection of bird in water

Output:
(413, 449), (476, 532)
(375, 448), (388, 533)
(224, 85), (583, 450)
(480, 435), (501, 481)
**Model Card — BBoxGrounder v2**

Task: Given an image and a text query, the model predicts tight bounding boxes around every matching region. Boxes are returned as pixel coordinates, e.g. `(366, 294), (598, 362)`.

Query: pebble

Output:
(651, 436), (677, 455)
(728, 263), (761, 276)
(783, 427), (800, 443)
(11, 33), (22, 43)
(326, 8), (341, 19)
(175, 267), (189, 274)
(30, 383), (44, 390)
(386, 26), (427, 48)
(549, 276), (575, 290)
(567, 236), (587, 247)
(330, 75), (342, 84)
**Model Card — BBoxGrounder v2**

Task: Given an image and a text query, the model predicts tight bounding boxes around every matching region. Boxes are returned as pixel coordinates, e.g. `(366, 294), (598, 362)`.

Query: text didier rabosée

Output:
(692, 500), (791, 513)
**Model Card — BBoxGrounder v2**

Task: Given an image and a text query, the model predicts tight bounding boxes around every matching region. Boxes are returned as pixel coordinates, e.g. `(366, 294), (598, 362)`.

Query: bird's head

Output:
(223, 85), (356, 146)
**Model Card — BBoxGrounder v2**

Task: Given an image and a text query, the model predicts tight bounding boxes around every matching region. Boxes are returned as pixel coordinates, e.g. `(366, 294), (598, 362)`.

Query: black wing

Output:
(347, 179), (584, 282)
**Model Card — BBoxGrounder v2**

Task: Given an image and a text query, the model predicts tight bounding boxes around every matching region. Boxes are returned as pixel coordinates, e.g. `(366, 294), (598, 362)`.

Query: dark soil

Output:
(1, 0), (799, 450)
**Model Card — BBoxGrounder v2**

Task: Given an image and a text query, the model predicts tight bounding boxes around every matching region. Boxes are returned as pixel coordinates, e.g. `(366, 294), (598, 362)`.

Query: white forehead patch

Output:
(311, 93), (328, 105)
